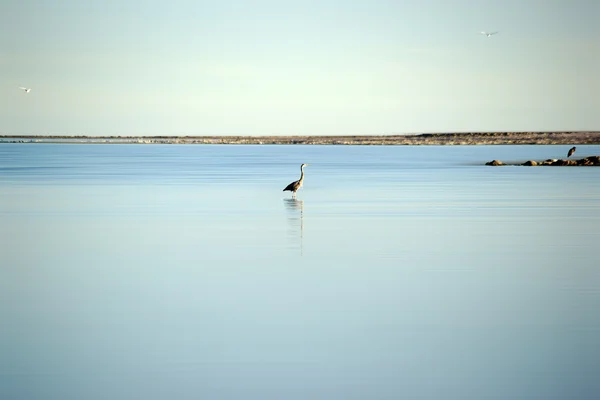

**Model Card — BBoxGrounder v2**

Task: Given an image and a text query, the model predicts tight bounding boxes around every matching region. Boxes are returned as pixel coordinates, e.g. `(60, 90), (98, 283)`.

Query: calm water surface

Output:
(1, 144), (599, 399)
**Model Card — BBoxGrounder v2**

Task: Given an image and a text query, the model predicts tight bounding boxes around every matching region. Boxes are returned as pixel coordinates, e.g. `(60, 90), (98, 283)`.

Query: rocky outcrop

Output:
(486, 160), (505, 166)
(488, 156), (600, 166)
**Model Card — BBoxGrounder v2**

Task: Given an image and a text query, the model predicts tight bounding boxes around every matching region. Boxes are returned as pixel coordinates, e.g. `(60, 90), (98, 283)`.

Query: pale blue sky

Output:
(1, 0), (598, 136)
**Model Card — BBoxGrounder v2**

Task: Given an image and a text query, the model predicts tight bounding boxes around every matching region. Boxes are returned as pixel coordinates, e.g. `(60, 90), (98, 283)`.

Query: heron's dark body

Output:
(283, 180), (303, 193)
(567, 147), (576, 158)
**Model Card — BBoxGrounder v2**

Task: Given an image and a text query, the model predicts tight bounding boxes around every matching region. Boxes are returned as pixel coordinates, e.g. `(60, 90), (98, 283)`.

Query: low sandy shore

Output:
(2, 131), (600, 145)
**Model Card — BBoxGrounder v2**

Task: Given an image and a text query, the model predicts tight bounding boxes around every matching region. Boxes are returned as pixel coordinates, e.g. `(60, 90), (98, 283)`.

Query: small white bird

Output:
(481, 31), (499, 38)
(19, 87), (32, 93)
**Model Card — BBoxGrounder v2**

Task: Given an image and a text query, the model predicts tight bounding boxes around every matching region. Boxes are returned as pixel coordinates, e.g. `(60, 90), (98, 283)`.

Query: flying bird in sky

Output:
(19, 87), (32, 93)
(480, 31), (499, 37)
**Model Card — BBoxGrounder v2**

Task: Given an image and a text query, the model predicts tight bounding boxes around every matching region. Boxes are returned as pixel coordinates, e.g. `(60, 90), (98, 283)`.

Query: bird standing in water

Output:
(283, 163), (309, 197)
(567, 147), (576, 158)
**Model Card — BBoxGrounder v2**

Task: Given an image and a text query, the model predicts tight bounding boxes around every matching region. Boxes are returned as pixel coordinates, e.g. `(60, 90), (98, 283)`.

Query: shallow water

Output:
(1, 144), (599, 399)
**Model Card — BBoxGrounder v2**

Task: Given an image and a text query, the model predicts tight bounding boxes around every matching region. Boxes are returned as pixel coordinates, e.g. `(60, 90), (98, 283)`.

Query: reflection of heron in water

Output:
(284, 198), (304, 255)
(283, 163), (308, 197)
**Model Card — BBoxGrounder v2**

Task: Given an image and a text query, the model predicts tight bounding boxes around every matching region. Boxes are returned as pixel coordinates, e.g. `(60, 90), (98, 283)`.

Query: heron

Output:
(481, 31), (498, 37)
(19, 87), (31, 93)
(567, 146), (576, 158)
(283, 163), (309, 197)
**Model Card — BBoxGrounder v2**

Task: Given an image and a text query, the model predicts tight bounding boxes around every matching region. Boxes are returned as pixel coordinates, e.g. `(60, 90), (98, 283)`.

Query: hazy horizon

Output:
(2, 1), (599, 136)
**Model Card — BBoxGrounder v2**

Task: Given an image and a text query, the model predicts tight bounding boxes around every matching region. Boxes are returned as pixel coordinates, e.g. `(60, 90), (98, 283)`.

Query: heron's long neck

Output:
(299, 166), (305, 182)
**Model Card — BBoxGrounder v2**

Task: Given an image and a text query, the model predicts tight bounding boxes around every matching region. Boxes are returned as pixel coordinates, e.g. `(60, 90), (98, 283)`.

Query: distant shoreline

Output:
(2, 132), (600, 145)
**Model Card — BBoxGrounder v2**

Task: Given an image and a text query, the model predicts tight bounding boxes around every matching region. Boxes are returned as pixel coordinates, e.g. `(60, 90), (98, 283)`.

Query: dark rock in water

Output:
(523, 160), (537, 166)
(577, 156), (600, 166)
(486, 160), (504, 166)
(550, 159), (571, 166)
(578, 155), (600, 166)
